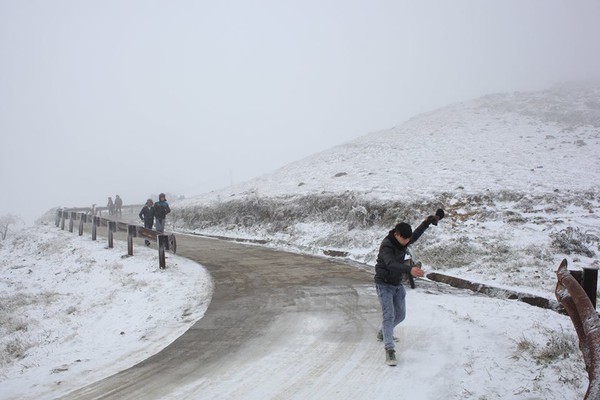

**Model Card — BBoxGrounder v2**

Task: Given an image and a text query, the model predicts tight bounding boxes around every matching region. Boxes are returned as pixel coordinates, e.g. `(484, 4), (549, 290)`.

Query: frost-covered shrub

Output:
(550, 227), (598, 257)
(172, 189), (599, 277)
(1, 300), (32, 366)
(515, 328), (579, 366)
(417, 236), (480, 268)
(2, 336), (31, 365)
(495, 190), (526, 203)
(2, 317), (28, 334)
(504, 211), (527, 224)
(478, 240), (512, 265)
(536, 330), (578, 363)
(173, 193), (432, 232)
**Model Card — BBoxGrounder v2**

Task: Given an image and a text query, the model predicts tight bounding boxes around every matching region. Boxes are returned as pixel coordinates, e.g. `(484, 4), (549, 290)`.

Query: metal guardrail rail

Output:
(555, 259), (600, 400)
(55, 207), (176, 269)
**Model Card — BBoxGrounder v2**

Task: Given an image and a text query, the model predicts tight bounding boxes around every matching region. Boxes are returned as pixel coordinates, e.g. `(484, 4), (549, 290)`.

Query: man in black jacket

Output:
(374, 209), (444, 366)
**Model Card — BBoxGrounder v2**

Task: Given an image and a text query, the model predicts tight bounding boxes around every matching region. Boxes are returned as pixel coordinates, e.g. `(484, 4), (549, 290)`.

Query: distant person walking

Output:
(139, 199), (155, 246)
(374, 209), (445, 366)
(114, 195), (123, 217)
(153, 193), (171, 233)
(107, 197), (115, 216)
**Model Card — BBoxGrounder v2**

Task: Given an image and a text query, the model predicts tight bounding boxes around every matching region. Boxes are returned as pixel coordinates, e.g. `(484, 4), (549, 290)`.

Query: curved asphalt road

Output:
(61, 233), (381, 399)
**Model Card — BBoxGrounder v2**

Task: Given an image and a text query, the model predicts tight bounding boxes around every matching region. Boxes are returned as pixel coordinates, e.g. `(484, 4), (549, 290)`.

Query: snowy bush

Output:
(417, 235), (480, 268)
(512, 326), (584, 393)
(550, 227), (598, 257)
(2, 336), (31, 366)
(172, 192), (447, 233)
(172, 186), (600, 297)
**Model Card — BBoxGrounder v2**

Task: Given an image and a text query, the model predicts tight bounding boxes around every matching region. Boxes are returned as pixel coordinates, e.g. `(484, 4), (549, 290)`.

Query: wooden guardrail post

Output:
(556, 259), (600, 399)
(108, 221), (116, 248)
(78, 213), (86, 236)
(61, 210), (66, 230)
(127, 225), (136, 256)
(158, 234), (168, 269)
(92, 216), (99, 241)
(68, 212), (76, 232)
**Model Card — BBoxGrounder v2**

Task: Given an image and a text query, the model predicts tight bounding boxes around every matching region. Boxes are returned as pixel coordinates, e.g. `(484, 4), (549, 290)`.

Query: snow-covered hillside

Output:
(172, 82), (600, 299)
(177, 82), (600, 199)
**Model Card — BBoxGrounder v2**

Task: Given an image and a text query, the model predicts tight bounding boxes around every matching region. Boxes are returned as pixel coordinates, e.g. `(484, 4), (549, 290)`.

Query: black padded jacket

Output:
(374, 220), (430, 286)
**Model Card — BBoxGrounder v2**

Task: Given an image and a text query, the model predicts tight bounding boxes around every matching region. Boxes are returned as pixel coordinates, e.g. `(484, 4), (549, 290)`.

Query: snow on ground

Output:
(0, 224), (588, 399)
(0, 83), (598, 399)
(0, 224), (213, 400)
(166, 83), (598, 398)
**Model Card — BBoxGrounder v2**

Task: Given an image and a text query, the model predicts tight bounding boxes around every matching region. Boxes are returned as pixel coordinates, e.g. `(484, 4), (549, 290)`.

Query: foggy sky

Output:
(1, 0), (599, 225)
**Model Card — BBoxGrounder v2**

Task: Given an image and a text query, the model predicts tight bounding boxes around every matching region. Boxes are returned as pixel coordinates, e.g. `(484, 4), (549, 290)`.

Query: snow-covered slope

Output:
(180, 81), (600, 202)
(172, 82), (600, 298)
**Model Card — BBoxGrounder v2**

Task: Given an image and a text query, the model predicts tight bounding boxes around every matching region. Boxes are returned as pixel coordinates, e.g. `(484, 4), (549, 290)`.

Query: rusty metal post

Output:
(556, 259), (600, 399)
(583, 266), (598, 309)
(570, 270), (583, 283)
(127, 225), (136, 256)
(158, 234), (167, 269)
(570, 268), (598, 309)
(108, 221), (116, 248)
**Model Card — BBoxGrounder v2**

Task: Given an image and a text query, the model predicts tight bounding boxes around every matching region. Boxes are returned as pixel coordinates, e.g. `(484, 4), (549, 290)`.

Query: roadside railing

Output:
(55, 207), (176, 269)
(555, 259), (600, 399)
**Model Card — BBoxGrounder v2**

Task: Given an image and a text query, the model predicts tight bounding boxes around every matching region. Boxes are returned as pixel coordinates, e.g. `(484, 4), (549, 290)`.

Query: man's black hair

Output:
(394, 222), (412, 239)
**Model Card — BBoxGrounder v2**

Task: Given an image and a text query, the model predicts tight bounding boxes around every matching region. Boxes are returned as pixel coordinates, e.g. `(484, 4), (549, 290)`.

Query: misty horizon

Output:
(2, 0), (600, 225)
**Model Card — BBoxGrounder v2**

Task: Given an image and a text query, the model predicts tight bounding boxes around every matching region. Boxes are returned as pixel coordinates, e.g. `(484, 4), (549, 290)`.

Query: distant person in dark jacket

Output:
(139, 199), (155, 246)
(374, 209), (445, 366)
(153, 193), (171, 233)
(114, 195), (123, 217)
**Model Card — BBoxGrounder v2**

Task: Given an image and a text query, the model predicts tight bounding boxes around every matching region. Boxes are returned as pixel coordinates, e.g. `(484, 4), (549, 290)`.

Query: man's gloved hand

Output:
(427, 208), (445, 226)
(436, 208), (445, 220)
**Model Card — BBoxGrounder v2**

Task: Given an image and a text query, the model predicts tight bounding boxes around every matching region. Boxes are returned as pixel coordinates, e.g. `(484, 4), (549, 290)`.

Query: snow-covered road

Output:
(57, 233), (583, 399)
(61, 234), (384, 399)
